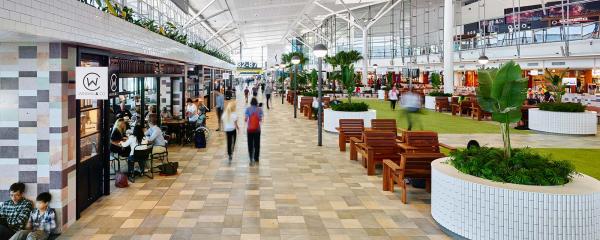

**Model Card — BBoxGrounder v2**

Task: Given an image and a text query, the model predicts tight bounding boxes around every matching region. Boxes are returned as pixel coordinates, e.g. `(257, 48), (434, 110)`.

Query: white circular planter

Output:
(431, 158), (600, 240)
(324, 108), (377, 133)
(378, 90), (386, 100)
(424, 96), (437, 110)
(528, 108), (598, 135)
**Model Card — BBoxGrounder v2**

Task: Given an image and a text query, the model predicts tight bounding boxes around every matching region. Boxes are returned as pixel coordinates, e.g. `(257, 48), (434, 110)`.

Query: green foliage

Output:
(309, 69), (318, 92)
(450, 147), (576, 186)
(539, 102), (586, 112)
(80, 0), (233, 64)
(299, 91), (317, 97)
(430, 72), (442, 90)
(386, 72), (394, 89)
(477, 61), (528, 159)
(427, 91), (452, 97)
(544, 68), (570, 103)
(331, 102), (369, 112)
(325, 50), (363, 103)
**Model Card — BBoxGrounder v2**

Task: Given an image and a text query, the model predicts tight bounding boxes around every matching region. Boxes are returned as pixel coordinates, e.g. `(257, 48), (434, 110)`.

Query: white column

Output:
(443, 0), (455, 94)
(362, 29), (369, 85)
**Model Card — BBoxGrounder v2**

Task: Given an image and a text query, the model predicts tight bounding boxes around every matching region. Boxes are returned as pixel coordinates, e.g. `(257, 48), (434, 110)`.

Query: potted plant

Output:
(323, 51), (376, 132)
(430, 61), (600, 240)
(424, 72), (451, 109)
(528, 68), (597, 135)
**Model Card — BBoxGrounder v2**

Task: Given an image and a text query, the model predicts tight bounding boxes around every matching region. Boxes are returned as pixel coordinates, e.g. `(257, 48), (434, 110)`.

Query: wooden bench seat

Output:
(337, 119), (364, 151)
(353, 131), (401, 175)
(299, 97), (313, 117)
(397, 131), (456, 154)
(383, 152), (446, 203)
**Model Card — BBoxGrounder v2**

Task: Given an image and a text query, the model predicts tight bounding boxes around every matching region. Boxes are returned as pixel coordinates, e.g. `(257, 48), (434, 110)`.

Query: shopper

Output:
(264, 83), (273, 109)
(223, 102), (239, 162)
(245, 98), (263, 165)
(389, 86), (399, 110)
(215, 91), (225, 131)
(401, 90), (421, 130)
(244, 87), (249, 103)
(0, 183), (33, 240)
(10, 192), (57, 240)
(120, 124), (145, 177)
(145, 114), (167, 154)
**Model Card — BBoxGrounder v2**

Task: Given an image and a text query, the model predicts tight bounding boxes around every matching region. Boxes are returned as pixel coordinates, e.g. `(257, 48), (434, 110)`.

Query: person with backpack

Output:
(245, 98), (263, 165)
(244, 87), (249, 103)
(223, 101), (239, 162)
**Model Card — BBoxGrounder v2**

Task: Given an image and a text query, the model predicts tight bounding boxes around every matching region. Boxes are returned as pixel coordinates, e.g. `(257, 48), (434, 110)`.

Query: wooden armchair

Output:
(371, 119), (404, 142)
(397, 131), (456, 154)
(354, 131), (402, 175)
(435, 97), (451, 112)
(450, 96), (460, 115)
(471, 101), (491, 121)
(300, 97), (313, 116)
(383, 152), (446, 203)
(337, 119), (364, 151)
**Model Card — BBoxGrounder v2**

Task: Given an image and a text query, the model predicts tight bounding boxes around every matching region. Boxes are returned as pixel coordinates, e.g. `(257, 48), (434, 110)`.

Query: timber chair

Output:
(435, 97), (451, 112)
(354, 131), (402, 176)
(300, 97), (313, 116)
(471, 101), (491, 121)
(383, 152), (446, 203)
(397, 131), (456, 154)
(337, 119), (364, 151)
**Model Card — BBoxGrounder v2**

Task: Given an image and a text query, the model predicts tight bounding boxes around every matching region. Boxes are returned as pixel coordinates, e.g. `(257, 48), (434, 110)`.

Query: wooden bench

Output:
(383, 152), (446, 203)
(435, 97), (451, 112)
(397, 131), (456, 154)
(300, 97), (313, 116)
(354, 131), (402, 175)
(471, 101), (491, 121)
(349, 119), (404, 161)
(337, 119), (364, 151)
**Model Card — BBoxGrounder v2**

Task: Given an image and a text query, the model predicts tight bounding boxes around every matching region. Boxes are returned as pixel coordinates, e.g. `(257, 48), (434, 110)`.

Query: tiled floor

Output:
(60, 93), (450, 239)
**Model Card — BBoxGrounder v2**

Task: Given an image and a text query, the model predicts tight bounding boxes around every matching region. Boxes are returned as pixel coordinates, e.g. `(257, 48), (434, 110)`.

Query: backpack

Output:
(247, 108), (260, 133)
(115, 172), (129, 188)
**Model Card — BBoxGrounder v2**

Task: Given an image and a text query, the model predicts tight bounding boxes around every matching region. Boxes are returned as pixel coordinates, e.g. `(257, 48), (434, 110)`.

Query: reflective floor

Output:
(60, 93), (448, 240)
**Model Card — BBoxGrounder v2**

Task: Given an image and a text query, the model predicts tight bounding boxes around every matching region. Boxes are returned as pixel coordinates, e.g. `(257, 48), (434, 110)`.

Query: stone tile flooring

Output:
(60, 94), (449, 239)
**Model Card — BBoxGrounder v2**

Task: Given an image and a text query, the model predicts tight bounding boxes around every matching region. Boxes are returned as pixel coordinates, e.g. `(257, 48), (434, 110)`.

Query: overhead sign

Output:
(223, 72), (230, 80)
(76, 67), (108, 100)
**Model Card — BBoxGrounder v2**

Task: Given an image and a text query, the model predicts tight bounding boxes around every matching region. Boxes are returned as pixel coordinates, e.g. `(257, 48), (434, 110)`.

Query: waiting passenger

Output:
(160, 107), (172, 120)
(116, 101), (132, 119)
(145, 114), (166, 155)
(10, 192), (56, 240)
(120, 124), (146, 177)
(110, 119), (130, 158)
(0, 183), (33, 240)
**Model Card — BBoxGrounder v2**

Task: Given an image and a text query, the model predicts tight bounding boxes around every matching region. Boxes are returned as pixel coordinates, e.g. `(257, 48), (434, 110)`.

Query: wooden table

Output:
(162, 119), (187, 144)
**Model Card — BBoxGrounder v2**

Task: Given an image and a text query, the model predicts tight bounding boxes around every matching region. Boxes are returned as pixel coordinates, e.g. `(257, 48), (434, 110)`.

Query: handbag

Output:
(159, 162), (178, 176)
(115, 172), (129, 188)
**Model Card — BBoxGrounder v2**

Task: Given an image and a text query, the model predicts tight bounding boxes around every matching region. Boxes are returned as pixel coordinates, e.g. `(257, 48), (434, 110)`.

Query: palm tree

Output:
(325, 50), (363, 103)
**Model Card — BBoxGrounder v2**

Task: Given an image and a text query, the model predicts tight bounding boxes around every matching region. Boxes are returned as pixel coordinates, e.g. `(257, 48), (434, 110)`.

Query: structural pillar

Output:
(443, 0), (455, 94)
(362, 29), (369, 85)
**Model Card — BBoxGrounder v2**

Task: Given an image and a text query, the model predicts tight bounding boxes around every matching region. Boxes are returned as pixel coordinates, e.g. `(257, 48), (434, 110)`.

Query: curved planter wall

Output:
(431, 158), (600, 240)
(324, 109), (377, 133)
(425, 96), (437, 110)
(529, 109), (597, 135)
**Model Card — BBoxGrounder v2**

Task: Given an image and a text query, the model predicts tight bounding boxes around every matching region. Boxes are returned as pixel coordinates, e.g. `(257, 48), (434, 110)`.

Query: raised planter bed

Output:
(431, 158), (600, 240)
(528, 108), (597, 135)
(323, 108), (377, 133)
(424, 96), (437, 110)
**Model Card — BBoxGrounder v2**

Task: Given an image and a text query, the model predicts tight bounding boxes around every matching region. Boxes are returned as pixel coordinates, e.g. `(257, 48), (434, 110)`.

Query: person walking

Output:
(401, 90), (421, 130)
(215, 91), (225, 131)
(245, 98), (263, 165)
(389, 85), (399, 110)
(223, 102), (239, 162)
(244, 87), (249, 103)
(264, 82), (273, 109)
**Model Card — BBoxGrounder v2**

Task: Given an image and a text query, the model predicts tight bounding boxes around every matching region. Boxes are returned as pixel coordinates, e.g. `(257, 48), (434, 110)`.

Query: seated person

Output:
(329, 96), (342, 106)
(145, 114), (167, 154)
(144, 105), (157, 122)
(120, 124), (146, 177)
(160, 107), (172, 120)
(10, 192), (56, 240)
(0, 183), (33, 240)
(110, 119), (130, 157)
(115, 102), (132, 119)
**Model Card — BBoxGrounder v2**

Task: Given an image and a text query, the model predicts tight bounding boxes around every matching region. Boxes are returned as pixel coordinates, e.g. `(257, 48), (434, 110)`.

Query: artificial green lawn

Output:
(531, 148), (600, 180)
(353, 99), (529, 134)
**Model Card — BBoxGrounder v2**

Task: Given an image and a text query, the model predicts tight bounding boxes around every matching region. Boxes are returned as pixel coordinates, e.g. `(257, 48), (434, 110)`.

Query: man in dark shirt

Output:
(0, 183), (33, 240)
(116, 102), (132, 119)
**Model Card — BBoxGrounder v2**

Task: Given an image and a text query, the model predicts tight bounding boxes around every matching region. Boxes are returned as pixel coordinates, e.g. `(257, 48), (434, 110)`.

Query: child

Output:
(10, 192), (57, 240)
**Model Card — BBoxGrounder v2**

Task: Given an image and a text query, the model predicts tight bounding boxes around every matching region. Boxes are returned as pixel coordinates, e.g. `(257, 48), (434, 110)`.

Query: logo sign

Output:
(562, 77), (577, 86)
(76, 67), (108, 100)
(223, 73), (230, 80)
